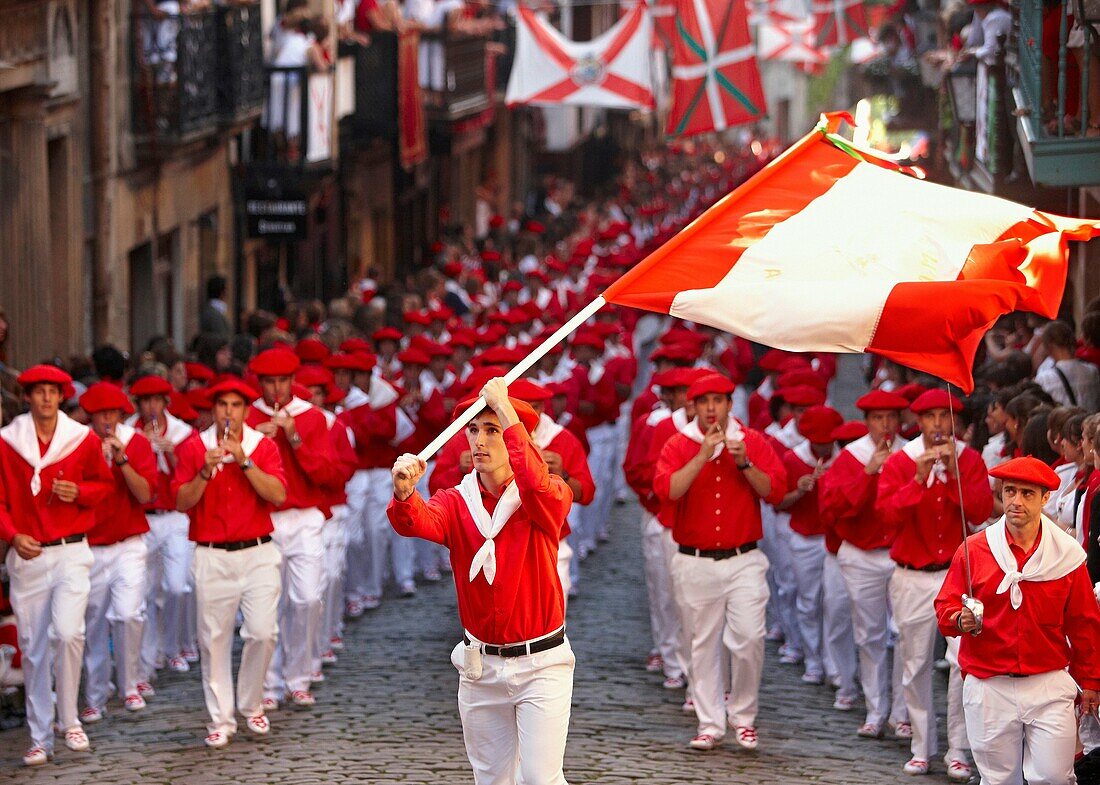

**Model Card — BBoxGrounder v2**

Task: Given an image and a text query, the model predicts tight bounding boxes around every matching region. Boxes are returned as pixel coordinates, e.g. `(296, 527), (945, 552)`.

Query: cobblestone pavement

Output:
(0, 487), (961, 783)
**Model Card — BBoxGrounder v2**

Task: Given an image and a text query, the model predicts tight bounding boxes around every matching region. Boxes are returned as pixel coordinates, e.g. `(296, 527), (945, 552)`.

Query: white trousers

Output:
(641, 511), (684, 679)
(963, 670), (1078, 785)
(789, 531), (826, 676)
(193, 541), (281, 735)
(141, 510), (193, 677)
(760, 507), (802, 656)
(84, 535), (148, 710)
(348, 467), (413, 598)
(318, 505), (348, 657)
(6, 539), (93, 750)
(837, 542), (896, 726)
(821, 552), (858, 700)
(670, 548), (770, 737)
(265, 507), (325, 697)
(451, 639), (575, 785)
(889, 567), (968, 762)
(556, 538), (572, 610)
(578, 423), (618, 552)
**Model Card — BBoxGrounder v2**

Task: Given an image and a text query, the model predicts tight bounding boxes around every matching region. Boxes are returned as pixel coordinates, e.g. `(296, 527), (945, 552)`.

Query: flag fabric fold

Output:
(602, 114), (1099, 391)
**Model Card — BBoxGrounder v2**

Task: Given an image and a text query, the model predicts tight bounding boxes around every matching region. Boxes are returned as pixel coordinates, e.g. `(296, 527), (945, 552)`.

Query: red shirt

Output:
(87, 431), (158, 546)
(172, 429), (286, 542)
(322, 411), (357, 509)
(388, 425), (572, 644)
(934, 527), (1100, 689)
(130, 414), (195, 512)
(623, 412), (661, 515)
(630, 388), (659, 426)
(653, 423), (786, 549)
(544, 426), (595, 507)
(818, 444), (892, 551)
(246, 401), (339, 510)
(0, 423), (113, 544)
(783, 447), (831, 537)
(429, 430), (469, 497)
(341, 399), (399, 471)
(571, 365), (619, 430)
(877, 442), (993, 568)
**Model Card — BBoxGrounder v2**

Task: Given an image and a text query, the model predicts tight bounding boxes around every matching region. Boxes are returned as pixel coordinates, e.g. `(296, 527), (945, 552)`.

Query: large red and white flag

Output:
(505, 4), (655, 110)
(602, 115), (1099, 391)
(667, 0), (766, 137)
(812, 0), (868, 47)
(757, 13), (827, 65)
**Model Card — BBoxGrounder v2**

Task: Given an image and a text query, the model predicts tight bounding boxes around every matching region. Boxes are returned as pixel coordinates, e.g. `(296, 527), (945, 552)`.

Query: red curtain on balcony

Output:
(399, 31), (427, 169)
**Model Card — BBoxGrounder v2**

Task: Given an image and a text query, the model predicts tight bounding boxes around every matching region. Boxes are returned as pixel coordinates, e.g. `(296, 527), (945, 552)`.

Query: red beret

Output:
(130, 375), (174, 398)
(18, 365), (75, 399)
(482, 250), (502, 263)
(797, 405), (844, 444)
(250, 348), (301, 377)
(777, 369), (827, 392)
(453, 396), (541, 434)
(449, 332), (476, 349)
(442, 261), (464, 278)
(324, 353), (372, 372)
(894, 383), (929, 402)
(688, 372), (736, 400)
(525, 220), (545, 234)
(571, 333), (606, 353)
(457, 366), (508, 398)
(856, 390), (910, 412)
(291, 383), (314, 401)
(295, 338), (331, 363)
(477, 347), (525, 366)
(185, 362), (214, 382)
(80, 382), (134, 415)
(508, 379), (552, 402)
(429, 306), (454, 322)
(660, 328), (709, 347)
(489, 214), (505, 228)
(779, 385), (827, 407)
(423, 341), (453, 358)
(186, 388), (213, 411)
(910, 389), (964, 414)
(296, 366), (335, 388)
(340, 338), (373, 354)
(403, 311), (432, 327)
(831, 421), (870, 442)
(988, 456), (1061, 491)
(650, 344), (700, 363)
(372, 327), (404, 344)
(777, 357), (813, 374)
(651, 369), (686, 387)
(207, 377), (259, 403)
(326, 385), (346, 406)
(168, 390), (198, 421)
(397, 349), (430, 367)
(502, 281), (524, 293)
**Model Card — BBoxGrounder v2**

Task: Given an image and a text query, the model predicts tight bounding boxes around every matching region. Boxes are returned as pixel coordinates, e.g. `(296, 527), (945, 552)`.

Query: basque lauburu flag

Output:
(602, 114), (1099, 392)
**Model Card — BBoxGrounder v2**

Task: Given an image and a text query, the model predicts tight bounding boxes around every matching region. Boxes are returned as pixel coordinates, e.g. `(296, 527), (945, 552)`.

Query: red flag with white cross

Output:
(811, 0), (869, 47)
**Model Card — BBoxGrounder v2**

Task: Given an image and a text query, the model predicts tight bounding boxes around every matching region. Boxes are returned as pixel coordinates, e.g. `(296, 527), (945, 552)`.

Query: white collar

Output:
(845, 432), (907, 467)
(456, 471), (522, 586)
(198, 423), (264, 473)
(985, 515), (1085, 609)
(532, 412), (564, 450)
(903, 435), (967, 486)
(251, 396), (313, 418)
(681, 416), (744, 461)
(0, 412), (90, 495)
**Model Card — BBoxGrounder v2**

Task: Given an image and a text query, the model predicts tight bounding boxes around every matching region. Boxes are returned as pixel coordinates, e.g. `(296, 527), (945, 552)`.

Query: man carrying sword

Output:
(936, 456), (1100, 785)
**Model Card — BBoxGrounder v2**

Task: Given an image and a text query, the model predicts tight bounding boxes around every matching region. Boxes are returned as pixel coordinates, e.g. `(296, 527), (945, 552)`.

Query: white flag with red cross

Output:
(505, 4), (656, 110)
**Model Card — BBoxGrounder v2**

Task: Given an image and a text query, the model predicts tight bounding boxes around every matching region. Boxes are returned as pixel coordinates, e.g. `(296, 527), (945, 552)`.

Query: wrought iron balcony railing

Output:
(250, 64), (336, 171)
(420, 31), (493, 121)
(217, 2), (265, 124)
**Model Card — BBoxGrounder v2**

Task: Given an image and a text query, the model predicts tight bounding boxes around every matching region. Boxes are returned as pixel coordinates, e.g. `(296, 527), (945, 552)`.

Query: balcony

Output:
(940, 55), (1013, 193)
(343, 33), (399, 140)
(248, 65), (337, 173)
(0, 0), (49, 91)
(1011, 0), (1100, 186)
(420, 31), (494, 123)
(131, 3), (265, 149)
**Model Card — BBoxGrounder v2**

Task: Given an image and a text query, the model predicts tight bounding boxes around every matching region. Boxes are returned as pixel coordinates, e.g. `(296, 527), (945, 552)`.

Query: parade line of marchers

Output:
(3, 116), (1100, 784)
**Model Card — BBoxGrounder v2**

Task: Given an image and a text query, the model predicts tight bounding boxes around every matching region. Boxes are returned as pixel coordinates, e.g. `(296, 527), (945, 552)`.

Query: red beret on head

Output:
(988, 456), (1061, 491)
(168, 390), (198, 421)
(831, 421), (869, 442)
(340, 338), (372, 354)
(525, 220), (545, 234)
(80, 382), (134, 415)
(477, 346), (525, 366)
(449, 332), (476, 349)
(687, 372), (735, 400)
(454, 396), (541, 434)
(326, 385), (346, 406)
(185, 362), (214, 382)
(423, 341), (453, 358)
(910, 389), (964, 414)
(458, 366), (508, 397)
(295, 338), (330, 363)
(207, 377), (259, 403)
(429, 306), (454, 322)
(489, 214), (505, 228)
(651, 369), (687, 387)
(186, 388), (213, 411)
(571, 333), (606, 353)
(777, 369), (827, 392)
(757, 349), (792, 372)
(650, 343), (700, 363)
(509, 378), (553, 402)
(130, 375), (174, 398)
(502, 281), (524, 293)
(250, 348), (301, 377)
(18, 365), (75, 399)
(403, 311), (432, 327)
(797, 405), (844, 444)
(372, 327), (404, 344)
(780, 385), (827, 407)
(442, 261), (463, 278)
(296, 366), (335, 388)
(856, 390), (910, 412)
(660, 328), (708, 347)
(291, 383), (314, 401)
(482, 250), (502, 263)
(893, 383), (929, 402)
(777, 357), (813, 374)
(324, 353), (366, 372)
(397, 349), (430, 367)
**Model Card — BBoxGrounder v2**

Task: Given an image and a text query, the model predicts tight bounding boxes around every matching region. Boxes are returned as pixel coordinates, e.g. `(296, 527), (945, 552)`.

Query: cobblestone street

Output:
(0, 475), (959, 783)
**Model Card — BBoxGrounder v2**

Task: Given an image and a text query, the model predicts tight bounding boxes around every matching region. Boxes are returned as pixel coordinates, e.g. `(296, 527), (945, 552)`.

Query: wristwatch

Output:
(240, 458), (255, 472)
(289, 432), (303, 448)
(737, 459), (753, 471)
(114, 455), (130, 467)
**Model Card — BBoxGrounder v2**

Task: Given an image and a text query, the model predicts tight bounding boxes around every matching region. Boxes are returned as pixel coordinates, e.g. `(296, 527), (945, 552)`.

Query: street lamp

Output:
(947, 64), (978, 124)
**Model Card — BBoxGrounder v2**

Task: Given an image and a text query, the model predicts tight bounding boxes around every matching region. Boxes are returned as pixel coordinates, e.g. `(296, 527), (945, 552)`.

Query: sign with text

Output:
(245, 196), (308, 239)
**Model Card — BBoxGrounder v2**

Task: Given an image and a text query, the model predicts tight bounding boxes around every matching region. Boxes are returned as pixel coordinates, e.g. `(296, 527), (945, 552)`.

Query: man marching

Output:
(654, 372), (786, 752)
(173, 377), (287, 748)
(935, 456), (1100, 785)
(388, 378), (575, 785)
(0, 366), (113, 766)
(79, 383), (158, 722)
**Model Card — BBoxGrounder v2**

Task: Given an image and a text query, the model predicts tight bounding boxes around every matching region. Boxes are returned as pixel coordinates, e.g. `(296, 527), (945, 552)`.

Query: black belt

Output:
(197, 536), (272, 552)
(463, 628), (566, 658)
(1006, 673), (1029, 679)
(896, 561), (951, 573)
(147, 509), (174, 516)
(679, 541), (758, 560)
(40, 533), (86, 548)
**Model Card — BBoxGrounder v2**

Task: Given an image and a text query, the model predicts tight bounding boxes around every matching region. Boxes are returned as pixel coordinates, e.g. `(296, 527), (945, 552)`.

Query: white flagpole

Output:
(415, 295), (608, 461)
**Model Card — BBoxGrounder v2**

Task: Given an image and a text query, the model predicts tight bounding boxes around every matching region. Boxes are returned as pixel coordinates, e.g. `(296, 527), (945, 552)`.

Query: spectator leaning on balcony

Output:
(1067, 0), (1100, 136)
(1035, 321), (1100, 411)
(957, 0), (1012, 65)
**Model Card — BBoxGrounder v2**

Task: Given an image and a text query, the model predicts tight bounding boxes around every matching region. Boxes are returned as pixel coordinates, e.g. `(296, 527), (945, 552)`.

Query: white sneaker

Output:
(663, 675), (686, 689)
(246, 714), (270, 735)
(80, 706), (104, 723)
(168, 656), (190, 673)
(262, 697), (280, 712)
(204, 731), (231, 748)
(946, 759), (972, 781)
(892, 721), (913, 739)
(399, 581), (417, 598)
(832, 695), (857, 711)
(732, 726), (758, 750)
(688, 734), (717, 750)
(801, 670), (824, 685)
(124, 694), (147, 712)
(136, 681), (156, 698)
(903, 758), (930, 776)
(681, 697), (695, 713)
(63, 726), (90, 752)
(290, 690), (315, 707)
(22, 746), (51, 766)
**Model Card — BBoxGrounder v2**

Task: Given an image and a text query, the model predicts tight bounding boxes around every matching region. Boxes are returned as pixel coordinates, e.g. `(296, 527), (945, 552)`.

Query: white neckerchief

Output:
(755, 376), (773, 401)
(0, 411), (90, 495)
(421, 369), (456, 400)
(456, 471), (522, 586)
(985, 514), (1085, 609)
(342, 385), (370, 411)
(903, 435), (966, 487)
(126, 411), (192, 474)
(112, 422), (137, 450)
(681, 416), (744, 461)
(672, 407), (690, 431)
(369, 375), (400, 410)
(793, 440), (837, 470)
(646, 405), (671, 428)
(532, 412), (564, 450)
(585, 360), (605, 385)
(251, 396), (313, 418)
(535, 288), (554, 310)
(845, 432), (908, 468)
(199, 422), (264, 473)
(776, 417), (805, 449)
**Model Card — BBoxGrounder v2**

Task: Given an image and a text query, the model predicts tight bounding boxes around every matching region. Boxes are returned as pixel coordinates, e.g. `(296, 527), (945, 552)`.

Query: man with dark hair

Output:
(200, 275), (232, 339)
(92, 345), (128, 385)
(1036, 321), (1100, 410)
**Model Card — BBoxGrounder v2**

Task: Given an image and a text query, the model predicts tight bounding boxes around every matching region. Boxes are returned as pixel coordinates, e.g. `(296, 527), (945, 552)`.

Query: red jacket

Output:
(321, 410), (357, 510)
(172, 427), (286, 542)
(783, 446), (833, 537)
(340, 385), (400, 471)
(818, 437), (895, 551)
(389, 425), (572, 644)
(247, 399), (339, 510)
(129, 413), (195, 512)
(0, 416), (113, 543)
(571, 365), (619, 430)
(87, 429), (158, 546)
(623, 412), (661, 516)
